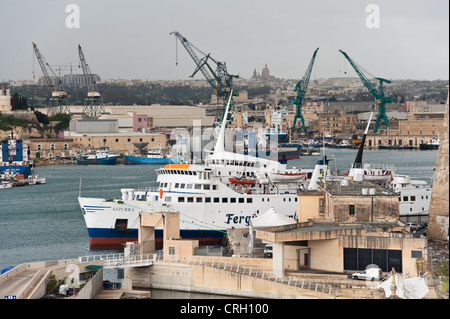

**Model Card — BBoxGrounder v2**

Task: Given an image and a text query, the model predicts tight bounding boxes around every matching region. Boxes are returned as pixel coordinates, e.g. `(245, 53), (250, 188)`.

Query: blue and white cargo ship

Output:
(0, 137), (34, 177)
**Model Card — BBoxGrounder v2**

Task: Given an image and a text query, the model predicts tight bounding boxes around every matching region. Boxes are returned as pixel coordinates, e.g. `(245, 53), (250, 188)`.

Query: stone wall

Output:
(428, 88), (449, 241)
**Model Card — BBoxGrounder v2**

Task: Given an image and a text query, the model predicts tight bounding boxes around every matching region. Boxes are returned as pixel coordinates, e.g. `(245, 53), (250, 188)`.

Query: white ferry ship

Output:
(78, 93), (312, 249)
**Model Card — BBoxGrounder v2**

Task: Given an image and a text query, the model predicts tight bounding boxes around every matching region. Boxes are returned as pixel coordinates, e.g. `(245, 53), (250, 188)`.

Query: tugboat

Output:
(419, 137), (439, 150)
(76, 147), (119, 165)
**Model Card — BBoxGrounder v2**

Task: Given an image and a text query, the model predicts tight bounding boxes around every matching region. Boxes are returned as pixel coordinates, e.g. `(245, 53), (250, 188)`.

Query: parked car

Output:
(406, 223), (420, 231)
(352, 268), (382, 281)
(420, 222), (428, 230)
(264, 245), (273, 258)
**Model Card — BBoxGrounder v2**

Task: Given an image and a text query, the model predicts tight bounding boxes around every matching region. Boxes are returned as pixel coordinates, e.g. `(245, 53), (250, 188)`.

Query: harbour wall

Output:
(125, 260), (334, 299)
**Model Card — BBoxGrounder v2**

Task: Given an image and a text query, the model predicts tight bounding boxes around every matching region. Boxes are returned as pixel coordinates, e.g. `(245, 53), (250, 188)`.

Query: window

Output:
(50, 144), (55, 150)
(165, 197), (172, 202)
(319, 198), (325, 214)
(186, 184), (192, 189)
(239, 198), (244, 203)
(63, 144), (68, 150)
(194, 184), (202, 190)
(222, 198), (228, 203)
(213, 185), (218, 190)
(247, 198), (253, 203)
(169, 247), (175, 255)
(214, 198), (220, 203)
(180, 183), (185, 189)
(196, 197), (202, 203)
(37, 144), (42, 150)
(178, 197), (185, 202)
(349, 205), (355, 216)
(175, 183), (179, 188)
(411, 196), (416, 202)
(205, 197), (211, 203)
(187, 197), (194, 203)
(403, 196), (408, 202)
(204, 185), (210, 190)
(230, 198), (236, 203)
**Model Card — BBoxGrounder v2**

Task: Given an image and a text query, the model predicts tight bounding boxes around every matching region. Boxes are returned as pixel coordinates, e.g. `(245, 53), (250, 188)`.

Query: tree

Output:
(34, 110), (50, 125)
(11, 93), (28, 110)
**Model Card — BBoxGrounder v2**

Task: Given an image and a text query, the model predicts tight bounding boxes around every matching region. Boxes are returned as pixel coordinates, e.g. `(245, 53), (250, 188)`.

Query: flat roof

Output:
(256, 220), (405, 243)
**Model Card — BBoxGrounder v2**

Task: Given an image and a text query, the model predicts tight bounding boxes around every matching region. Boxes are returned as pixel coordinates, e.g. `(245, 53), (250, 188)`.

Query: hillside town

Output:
(0, 68), (447, 161)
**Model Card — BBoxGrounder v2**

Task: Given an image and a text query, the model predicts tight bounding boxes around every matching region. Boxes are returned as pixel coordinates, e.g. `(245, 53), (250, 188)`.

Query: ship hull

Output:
(76, 156), (119, 165)
(419, 144), (439, 150)
(124, 155), (182, 165)
(0, 165), (33, 176)
(88, 228), (223, 249)
(79, 192), (298, 249)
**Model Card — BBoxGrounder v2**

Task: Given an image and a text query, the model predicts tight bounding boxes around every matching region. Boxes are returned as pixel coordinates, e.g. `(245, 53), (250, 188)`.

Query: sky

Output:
(0, 0), (448, 82)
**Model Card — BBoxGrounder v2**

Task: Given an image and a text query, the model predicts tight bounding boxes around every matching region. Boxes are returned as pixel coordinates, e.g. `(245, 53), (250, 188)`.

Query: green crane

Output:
(291, 48), (319, 134)
(339, 50), (392, 133)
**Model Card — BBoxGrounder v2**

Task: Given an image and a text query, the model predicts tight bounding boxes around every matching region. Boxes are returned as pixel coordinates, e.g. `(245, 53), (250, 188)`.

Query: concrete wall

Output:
(129, 261), (333, 299)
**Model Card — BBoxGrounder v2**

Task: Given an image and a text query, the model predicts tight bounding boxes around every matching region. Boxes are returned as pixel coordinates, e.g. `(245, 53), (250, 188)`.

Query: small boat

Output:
(268, 169), (307, 182)
(125, 145), (183, 165)
(1, 181), (13, 189)
(229, 176), (256, 185)
(310, 148), (321, 156)
(76, 148), (119, 165)
(419, 137), (439, 150)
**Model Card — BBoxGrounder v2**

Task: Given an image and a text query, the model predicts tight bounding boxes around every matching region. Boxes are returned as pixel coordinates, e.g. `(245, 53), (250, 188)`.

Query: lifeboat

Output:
(268, 170), (307, 182)
(229, 176), (256, 185)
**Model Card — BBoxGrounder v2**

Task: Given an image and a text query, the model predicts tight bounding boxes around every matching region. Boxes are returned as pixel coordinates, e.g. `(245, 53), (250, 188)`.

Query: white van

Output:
(352, 268), (382, 281)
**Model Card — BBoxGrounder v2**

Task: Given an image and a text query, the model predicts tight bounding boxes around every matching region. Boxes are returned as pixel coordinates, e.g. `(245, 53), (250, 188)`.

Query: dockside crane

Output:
(170, 31), (238, 123)
(291, 48), (319, 134)
(78, 44), (104, 119)
(32, 42), (70, 116)
(339, 50), (392, 133)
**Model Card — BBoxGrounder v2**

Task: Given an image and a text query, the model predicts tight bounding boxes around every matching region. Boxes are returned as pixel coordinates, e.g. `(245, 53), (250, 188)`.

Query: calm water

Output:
(0, 149), (438, 272)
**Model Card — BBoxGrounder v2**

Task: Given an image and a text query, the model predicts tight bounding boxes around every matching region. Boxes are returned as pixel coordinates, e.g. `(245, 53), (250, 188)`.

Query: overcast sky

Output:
(0, 0), (448, 82)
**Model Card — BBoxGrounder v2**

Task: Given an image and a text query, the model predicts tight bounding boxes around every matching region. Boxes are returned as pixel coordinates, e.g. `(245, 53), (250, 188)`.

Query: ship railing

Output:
(156, 254), (339, 297)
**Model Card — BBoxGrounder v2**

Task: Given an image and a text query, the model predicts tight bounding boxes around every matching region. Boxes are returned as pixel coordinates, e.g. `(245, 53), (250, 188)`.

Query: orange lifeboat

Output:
(229, 177), (256, 185)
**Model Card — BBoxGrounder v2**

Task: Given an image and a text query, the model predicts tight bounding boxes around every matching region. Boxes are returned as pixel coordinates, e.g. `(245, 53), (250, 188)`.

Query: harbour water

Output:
(0, 149), (438, 283)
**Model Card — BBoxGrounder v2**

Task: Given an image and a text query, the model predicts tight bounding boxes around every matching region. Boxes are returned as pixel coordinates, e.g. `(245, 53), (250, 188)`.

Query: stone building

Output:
(255, 180), (425, 277)
(69, 133), (167, 155)
(317, 111), (359, 134)
(27, 138), (75, 159)
(0, 85), (12, 112)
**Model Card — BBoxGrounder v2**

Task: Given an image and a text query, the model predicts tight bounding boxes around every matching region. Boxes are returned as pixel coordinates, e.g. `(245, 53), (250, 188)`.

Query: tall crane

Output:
(291, 48), (319, 134)
(32, 42), (70, 116)
(78, 44), (104, 119)
(170, 31), (238, 123)
(339, 50), (392, 133)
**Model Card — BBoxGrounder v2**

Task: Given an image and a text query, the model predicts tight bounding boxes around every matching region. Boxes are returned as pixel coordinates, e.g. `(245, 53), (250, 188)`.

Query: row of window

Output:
(162, 196), (297, 204)
(160, 182), (216, 190)
(37, 144), (69, 150)
(400, 195), (429, 202)
(208, 159), (256, 167)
